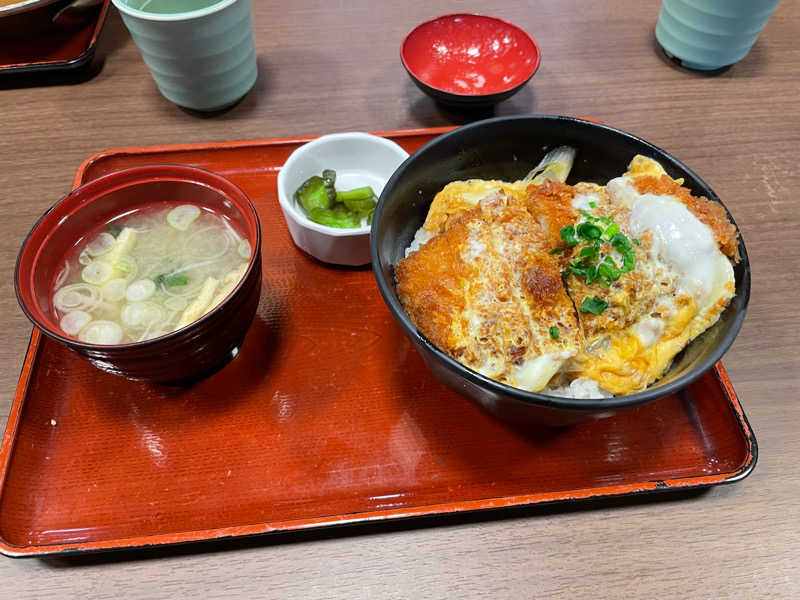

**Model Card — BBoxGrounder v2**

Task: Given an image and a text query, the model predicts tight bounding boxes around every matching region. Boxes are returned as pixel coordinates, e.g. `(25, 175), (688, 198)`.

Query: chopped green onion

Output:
(603, 223), (620, 239)
(579, 243), (599, 259)
(155, 273), (189, 287)
(580, 296), (608, 315)
(598, 262), (621, 282)
(621, 250), (635, 273)
(81, 261), (114, 285)
(576, 222), (603, 240)
(610, 232), (631, 251)
(549, 326), (560, 340)
(560, 225), (578, 246)
(567, 266), (587, 278)
(585, 263), (598, 284)
(588, 201), (597, 209)
(561, 214), (636, 287)
(166, 205), (201, 231)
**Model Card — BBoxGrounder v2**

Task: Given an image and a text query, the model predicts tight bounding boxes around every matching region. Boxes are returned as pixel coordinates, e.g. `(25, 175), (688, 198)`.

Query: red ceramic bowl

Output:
(15, 165), (262, 383)
(401, 13), (540, 107)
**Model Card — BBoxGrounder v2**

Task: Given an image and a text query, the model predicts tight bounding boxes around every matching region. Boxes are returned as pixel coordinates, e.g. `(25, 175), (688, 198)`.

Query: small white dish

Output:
(277, 132), (409, 266)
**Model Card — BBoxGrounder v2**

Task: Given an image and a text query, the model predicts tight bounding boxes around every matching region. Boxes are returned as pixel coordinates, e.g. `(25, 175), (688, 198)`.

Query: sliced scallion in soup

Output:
(52, 204), (251, 344)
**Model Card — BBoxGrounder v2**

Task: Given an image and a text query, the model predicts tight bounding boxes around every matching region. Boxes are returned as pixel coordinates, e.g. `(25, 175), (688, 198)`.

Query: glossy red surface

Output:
(0, 0), (108, 73)
(401, 14), (540, 96)
(14, 165), (262, 382)
(0, 130), (756, 556)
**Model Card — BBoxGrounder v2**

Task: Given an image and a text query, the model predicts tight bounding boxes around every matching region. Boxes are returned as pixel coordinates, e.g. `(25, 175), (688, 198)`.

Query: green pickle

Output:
(294, 176), (332, 213)
(294, 170), (377, 229)
(338, 186), (376, 220)
(336, 186), (374, 203)
(340, 191), (376, 213)
(308, 206), (361, 229)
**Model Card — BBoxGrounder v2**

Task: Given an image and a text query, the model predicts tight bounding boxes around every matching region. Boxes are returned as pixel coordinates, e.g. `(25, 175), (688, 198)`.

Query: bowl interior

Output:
(401, 14), (540, 96)
(373, 115), (749, 408)
(277, 133), (409, 236)
(16, 165), (259, 345)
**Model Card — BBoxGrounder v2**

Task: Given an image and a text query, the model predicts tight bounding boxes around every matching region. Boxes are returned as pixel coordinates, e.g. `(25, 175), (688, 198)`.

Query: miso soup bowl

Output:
(371, 115), (750, 427)
(15, 164), (262, 384)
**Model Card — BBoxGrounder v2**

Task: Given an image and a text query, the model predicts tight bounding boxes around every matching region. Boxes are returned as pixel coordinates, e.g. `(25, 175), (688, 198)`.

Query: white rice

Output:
(405, 226), (436, 256)
(541, 378), (614, 399)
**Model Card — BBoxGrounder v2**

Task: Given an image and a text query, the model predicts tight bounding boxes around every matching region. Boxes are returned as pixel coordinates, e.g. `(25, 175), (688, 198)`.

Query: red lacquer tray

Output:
(0, 129), (757, 557)
(0, 0), (109, 75)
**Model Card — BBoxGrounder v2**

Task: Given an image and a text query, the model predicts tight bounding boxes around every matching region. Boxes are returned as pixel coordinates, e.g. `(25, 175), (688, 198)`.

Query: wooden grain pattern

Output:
(1, 0), (798, 598)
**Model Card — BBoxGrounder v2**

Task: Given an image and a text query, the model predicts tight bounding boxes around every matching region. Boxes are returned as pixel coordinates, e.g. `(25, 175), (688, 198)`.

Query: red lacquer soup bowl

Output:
(15, 165), (262, 383)
(401, 13), (541, 107)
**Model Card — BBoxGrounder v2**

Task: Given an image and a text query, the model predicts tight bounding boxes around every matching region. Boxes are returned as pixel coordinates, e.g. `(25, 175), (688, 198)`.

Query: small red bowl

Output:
(401, 13), (541, 107)
(15, 165), (262, 383)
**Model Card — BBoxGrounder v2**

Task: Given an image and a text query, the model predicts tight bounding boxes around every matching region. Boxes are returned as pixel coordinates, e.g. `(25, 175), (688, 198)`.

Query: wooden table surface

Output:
(1, 1), (798, 597)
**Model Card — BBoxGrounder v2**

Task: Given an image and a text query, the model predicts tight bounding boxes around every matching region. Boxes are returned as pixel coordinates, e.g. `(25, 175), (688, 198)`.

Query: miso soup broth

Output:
(52, 204), (252, 345)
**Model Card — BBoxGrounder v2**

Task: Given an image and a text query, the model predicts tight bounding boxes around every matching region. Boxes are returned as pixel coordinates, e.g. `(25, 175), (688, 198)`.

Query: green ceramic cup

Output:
(112, 0), (257, 111)
(655, 0), (780, 70)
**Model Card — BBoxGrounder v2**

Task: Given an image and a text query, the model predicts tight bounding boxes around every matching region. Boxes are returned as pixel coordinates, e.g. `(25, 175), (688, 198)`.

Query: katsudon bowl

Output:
(371, 115), (750, 427)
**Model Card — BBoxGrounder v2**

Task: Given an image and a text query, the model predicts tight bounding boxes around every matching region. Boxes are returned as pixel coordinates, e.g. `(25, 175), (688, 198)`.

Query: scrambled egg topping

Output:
(396, 155), (739, 397)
